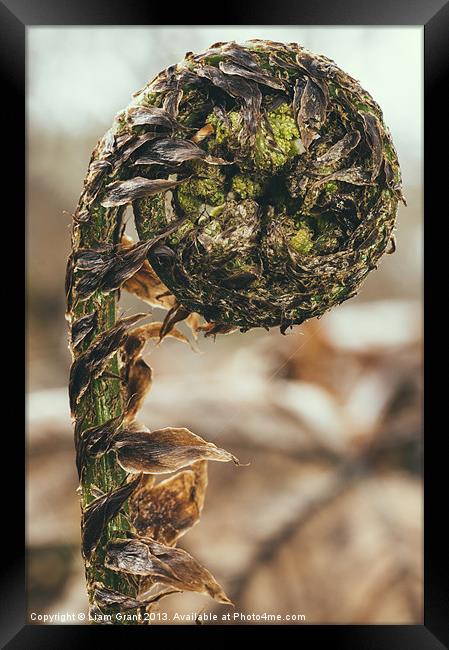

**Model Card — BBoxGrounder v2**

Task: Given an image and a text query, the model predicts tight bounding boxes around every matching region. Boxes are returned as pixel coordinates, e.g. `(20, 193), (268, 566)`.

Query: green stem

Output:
(70, 201), (139, 624)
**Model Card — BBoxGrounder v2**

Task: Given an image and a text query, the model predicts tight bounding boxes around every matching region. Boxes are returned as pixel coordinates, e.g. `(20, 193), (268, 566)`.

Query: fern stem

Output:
(69, 199), (139, 623)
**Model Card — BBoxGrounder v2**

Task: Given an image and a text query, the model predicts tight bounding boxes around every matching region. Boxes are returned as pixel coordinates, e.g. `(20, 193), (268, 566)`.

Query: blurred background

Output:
(27, 27), (423, 624)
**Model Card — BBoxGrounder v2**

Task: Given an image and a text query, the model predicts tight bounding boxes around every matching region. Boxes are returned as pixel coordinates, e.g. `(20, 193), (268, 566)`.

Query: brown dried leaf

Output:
(75, 244), (113, 271)
(292, 78), (306, 127)
(75, 220), (187, 301)
(315, 130), (361, 168)
(105, 536), (232, 604)
(88, 313), (145, 367)
(101, 177), (186, 208)
(361, 112), (383, 180)
(198, 322), (239, 338)
(386, 234), (397, 255)
(221, 42), (264, 70)
(130, 460), (208, 545)
(297, 78), (328, 150)
(185, 312), (203, 339)
(76, 413), (124, 478)
(65, 254), (75, 315)
(219, 60), (285, 90)
(160, 303), (191, 339)
(295, 49), (332, 79)
(126, 105), (178, 131)
(196, 65), (262, 144)
(67, 355), (96, 415)
(122, 322), (190, 362)
(112, 424), (239, 475)
(93, 582), (180, 610)
(324, 166), (372, 185)
(122, 261), (176, 309)
(134, 138), (231, 167)
(69, 313), (145, 414)
(304, 167), (372, 210)
(124, 358), (153, 423)
(121, 233), (176, 308)
(163, 88), (183, 118)
(100, 242), (157, 295)
(191, 460), (208, 512)
(71, 311), (98, 349)
(192, 123), (214, 143)
(82, 475), (141, 558)
(110, 132), (161, 175)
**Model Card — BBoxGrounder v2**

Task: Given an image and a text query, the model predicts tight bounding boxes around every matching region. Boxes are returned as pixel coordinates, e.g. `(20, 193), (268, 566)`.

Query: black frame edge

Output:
(7, 0), (448, 646)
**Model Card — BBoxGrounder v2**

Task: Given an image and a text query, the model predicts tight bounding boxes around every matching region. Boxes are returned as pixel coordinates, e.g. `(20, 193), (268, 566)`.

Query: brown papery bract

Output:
(133, 138), (231, 167)
(112, 424), (239, 475)
(105, 536), (232, 605)
(218, 60), (285, 90)
(124, 358), (153, 423)
(185, 312), (203, 339)
(76, 413), (124, 479)
(196, 65), (262, 145)
(125, 105), (179, 131)
(123, 264), (177, 310)
(69, 313), (145, 414)
(296, 77), (328, 150)
(130, 460), (208, 545)
(159, 303), (192, 340)
(121, 233), (176, 309)
(191, 123), (214, 144)
(122, 321), (190, 363)
(197, 322), (239, 338)
(93, 581), (180, 610)
(75, 219), (189, 301)
(82, 475), (142, 559)
(70, 311), (98, 350)
(101, 177), (186, 208)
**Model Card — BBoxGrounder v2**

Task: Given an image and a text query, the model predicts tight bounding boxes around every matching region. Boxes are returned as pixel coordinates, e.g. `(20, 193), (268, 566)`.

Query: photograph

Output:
(26, 25), (424, 628)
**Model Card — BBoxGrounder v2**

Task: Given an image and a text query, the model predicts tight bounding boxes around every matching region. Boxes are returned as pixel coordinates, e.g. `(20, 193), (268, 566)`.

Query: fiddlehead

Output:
(66, 39), (402, 624)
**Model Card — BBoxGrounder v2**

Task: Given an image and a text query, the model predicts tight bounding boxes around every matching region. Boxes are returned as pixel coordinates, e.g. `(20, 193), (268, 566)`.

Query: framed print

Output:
(5, 0), (448, 646)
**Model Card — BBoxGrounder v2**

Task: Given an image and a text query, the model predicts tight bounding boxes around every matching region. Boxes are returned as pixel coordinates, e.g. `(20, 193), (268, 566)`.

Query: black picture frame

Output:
(8, 0), (447, 646)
